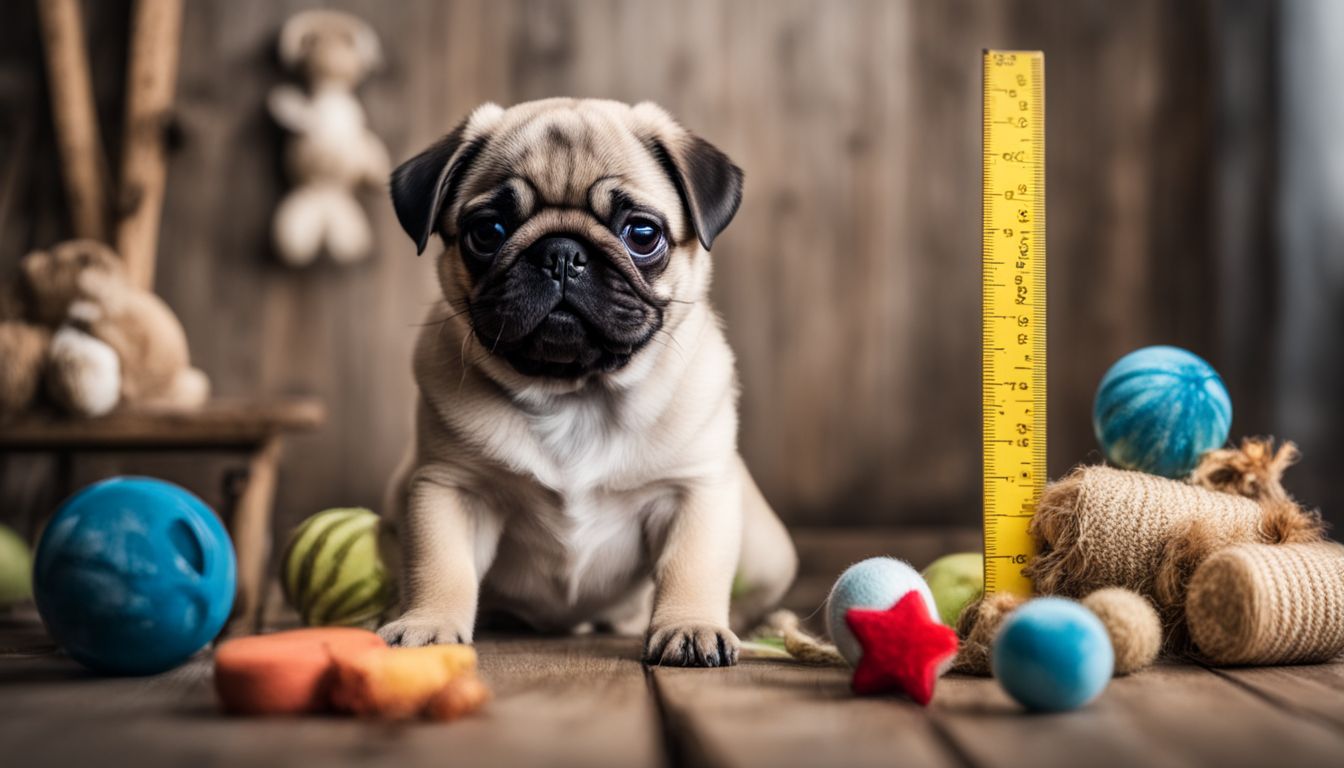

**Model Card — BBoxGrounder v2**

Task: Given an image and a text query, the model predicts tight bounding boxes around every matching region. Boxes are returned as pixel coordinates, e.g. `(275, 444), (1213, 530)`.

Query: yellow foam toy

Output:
(330, 644), (479, 719)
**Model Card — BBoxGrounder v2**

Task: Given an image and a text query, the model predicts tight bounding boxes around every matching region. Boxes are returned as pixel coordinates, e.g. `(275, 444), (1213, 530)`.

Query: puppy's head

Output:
(391, 99), (743, 381)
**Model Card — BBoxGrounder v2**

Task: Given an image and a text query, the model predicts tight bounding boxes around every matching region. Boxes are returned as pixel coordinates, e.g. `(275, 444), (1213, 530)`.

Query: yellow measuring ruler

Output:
(982, 50), (1046, 597)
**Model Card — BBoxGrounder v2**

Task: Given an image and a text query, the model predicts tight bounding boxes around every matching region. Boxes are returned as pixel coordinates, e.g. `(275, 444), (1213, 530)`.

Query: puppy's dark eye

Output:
(464, 216), (507, 258)
(620, 219), (666, 263)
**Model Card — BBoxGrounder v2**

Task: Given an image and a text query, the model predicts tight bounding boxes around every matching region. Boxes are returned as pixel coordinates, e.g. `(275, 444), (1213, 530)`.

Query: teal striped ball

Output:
(1093, 346), (1232, 478)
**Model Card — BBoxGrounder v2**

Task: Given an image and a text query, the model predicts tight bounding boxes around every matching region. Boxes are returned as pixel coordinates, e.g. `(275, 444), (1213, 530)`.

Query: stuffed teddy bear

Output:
(268, 9), (390, 267)
(0, 239), (209, 420)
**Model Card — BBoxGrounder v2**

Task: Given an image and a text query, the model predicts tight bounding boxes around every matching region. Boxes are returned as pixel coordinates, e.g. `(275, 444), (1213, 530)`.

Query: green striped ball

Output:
(281, 508), (394, 628)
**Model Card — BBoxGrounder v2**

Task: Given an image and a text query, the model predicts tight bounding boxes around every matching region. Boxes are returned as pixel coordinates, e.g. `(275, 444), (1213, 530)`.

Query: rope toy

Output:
(742, 610), (844, 665)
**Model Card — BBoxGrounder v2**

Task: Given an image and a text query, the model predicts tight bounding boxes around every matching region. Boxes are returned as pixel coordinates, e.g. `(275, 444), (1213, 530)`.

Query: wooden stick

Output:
(226, 437), (283, 634)
(115, 0), (183, 292)
(37, 0), (110, 242)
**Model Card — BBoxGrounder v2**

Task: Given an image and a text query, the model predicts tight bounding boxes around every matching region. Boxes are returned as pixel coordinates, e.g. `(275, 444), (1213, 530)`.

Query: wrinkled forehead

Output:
(450, 103), (686, 234)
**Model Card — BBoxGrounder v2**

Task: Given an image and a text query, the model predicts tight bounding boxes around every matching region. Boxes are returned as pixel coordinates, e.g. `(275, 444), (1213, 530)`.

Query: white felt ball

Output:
(826, 557), (940, 667)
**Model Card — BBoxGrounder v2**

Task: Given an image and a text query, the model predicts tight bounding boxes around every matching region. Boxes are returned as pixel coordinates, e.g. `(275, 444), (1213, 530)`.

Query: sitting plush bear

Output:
(0, 239), (209, 420)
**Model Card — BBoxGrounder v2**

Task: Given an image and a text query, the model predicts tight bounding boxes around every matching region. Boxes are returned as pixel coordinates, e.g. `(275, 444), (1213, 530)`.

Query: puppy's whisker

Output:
(489, 321), (507, 355)
(415, 306), (471, 327)
(458, 332), (479, 391)
(648, 328), (687, 364)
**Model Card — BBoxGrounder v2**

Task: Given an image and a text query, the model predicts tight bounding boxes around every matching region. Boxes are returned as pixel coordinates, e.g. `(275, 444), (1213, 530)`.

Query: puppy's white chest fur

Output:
(477, 391), (675, 631)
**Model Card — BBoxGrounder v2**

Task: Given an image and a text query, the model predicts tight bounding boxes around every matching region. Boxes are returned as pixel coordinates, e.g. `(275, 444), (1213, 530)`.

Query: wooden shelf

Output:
(0, 398), (326, 450)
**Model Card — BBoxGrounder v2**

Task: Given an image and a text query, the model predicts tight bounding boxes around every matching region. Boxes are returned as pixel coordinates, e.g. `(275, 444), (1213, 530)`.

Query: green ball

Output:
(281, 508), (394, 628)
(922, 552), (984, 626)
(0, 523), (33, 608)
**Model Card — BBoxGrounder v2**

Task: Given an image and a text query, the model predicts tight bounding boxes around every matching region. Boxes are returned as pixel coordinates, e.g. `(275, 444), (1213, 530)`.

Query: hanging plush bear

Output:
(269, 10), (390, 267)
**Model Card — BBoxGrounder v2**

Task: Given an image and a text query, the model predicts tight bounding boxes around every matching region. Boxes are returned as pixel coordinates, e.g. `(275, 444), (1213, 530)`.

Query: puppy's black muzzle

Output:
(469, 232), (661, 379)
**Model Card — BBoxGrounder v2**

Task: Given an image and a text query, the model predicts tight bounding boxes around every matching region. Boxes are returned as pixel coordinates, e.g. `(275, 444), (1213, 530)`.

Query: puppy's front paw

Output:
(644, 622), (739, 667)
(377, 615), (472, 647)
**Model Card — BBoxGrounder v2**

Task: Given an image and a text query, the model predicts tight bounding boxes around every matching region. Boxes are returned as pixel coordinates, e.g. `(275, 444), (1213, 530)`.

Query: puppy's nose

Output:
(526, 236), (589, 287)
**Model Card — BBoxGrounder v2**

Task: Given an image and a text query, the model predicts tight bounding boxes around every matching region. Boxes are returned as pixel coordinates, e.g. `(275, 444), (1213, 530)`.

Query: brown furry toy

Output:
(268, 9), (390, 266)
(4, 239), (209, 418)
(1190, 437), (1300, 504)
(951, 591), (1025, 675)
(0, 277), (49, 420)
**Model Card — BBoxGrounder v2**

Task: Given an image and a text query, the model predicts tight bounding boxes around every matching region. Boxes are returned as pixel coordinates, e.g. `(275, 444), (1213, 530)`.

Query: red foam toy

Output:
(845, 591), (960, 705)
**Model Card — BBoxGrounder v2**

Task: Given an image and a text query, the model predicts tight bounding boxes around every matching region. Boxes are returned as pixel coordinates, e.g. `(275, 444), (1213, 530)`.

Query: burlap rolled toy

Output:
(1187, 541), (1344, 665)
(1027, 466), (1265, 601)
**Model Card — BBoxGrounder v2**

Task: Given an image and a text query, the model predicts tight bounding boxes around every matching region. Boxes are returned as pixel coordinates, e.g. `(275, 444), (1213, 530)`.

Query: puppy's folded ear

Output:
(646, 131), (744, 252)
(390, 104), (503, 254)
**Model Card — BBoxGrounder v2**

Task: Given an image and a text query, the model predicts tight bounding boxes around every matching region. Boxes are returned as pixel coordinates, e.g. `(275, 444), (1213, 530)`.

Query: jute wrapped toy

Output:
(1186, 540), (1344, 665)
(957, 438), (1344, 670)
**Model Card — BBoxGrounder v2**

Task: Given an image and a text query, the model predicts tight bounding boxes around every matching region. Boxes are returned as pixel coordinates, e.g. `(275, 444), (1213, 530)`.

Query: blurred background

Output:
(1, 0), (1340, 540)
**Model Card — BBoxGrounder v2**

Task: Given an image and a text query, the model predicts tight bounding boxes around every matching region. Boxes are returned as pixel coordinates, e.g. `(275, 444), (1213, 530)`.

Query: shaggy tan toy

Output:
(0, 239), (208, 419)
(269, 10), (390, 267)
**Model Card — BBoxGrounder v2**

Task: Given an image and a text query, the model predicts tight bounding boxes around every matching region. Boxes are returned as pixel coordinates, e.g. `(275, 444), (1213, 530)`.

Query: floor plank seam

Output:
(1198, 662), (1344, 735)
(925, 708), (984, 768)
(644, 666), (685, 768)
(644, 666), (713, 768)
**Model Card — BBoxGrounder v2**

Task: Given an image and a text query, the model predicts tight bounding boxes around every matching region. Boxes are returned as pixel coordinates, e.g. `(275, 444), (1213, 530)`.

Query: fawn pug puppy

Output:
(379, 98), (796, 666)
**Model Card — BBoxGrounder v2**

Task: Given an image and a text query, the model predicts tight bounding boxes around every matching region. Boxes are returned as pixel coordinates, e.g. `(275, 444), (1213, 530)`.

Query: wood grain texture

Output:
(2, 0), (1326, 537)
(5, 532), (1344, 768)
(652, 661), (958, 768)
(36, 0), (110, 241)
(115, 0), (183, 290)
(1212, 662), (1344, 731)
(0, 399), (325, 449)
(0, 635), (662, 768)
(932, 662), (1344, 768)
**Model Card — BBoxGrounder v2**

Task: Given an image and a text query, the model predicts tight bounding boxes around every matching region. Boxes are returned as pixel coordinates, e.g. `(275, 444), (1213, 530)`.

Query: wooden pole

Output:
(37, 0), (110, 242)
(115, 0), (183, 292)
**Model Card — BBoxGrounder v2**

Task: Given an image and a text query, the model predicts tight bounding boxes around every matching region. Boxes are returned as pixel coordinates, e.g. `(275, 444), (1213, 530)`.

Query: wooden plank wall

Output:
(3, 0), (1325, 536)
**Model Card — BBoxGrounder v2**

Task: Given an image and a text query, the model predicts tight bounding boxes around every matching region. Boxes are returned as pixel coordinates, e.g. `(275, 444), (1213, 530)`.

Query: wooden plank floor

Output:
(3, 528), (1344, 768)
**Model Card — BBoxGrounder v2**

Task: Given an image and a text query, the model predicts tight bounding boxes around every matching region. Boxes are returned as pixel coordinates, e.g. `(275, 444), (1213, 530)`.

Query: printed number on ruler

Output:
(982, 50), (1046, 597)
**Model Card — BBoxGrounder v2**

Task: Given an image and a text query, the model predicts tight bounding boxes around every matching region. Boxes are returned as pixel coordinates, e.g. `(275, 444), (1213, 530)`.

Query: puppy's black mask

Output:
(462, 204), (667, 379)
(390, 111), (743, 380)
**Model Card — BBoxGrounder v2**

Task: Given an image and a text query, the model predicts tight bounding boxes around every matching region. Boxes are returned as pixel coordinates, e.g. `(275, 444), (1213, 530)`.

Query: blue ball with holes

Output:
(33, 477), (236, 675)
(1093, 345), (1232, 478)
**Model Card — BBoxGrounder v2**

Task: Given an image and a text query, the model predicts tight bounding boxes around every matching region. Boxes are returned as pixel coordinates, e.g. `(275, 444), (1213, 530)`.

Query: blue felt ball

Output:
(1093, 345), (1232, 478)
(33, 477), (236, 675)
(826, 557), (939, 666)
(992, 598), (1114, 712)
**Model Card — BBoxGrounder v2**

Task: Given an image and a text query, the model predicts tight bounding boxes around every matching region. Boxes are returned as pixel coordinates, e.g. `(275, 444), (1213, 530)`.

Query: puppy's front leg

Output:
(379, 470), (498, 646)
(644, 475), (743, 667)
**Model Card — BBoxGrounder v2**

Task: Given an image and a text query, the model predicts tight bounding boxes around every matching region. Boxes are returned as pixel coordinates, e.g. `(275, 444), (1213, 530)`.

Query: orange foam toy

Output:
(214, 627), (386, 715)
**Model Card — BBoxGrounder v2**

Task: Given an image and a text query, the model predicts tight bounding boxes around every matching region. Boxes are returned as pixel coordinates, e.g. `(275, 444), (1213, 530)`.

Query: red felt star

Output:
(845, 591), (960, 705)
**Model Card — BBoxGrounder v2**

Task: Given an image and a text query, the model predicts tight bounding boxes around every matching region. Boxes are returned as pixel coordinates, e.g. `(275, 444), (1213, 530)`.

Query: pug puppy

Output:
(378, 98), (796, 667)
